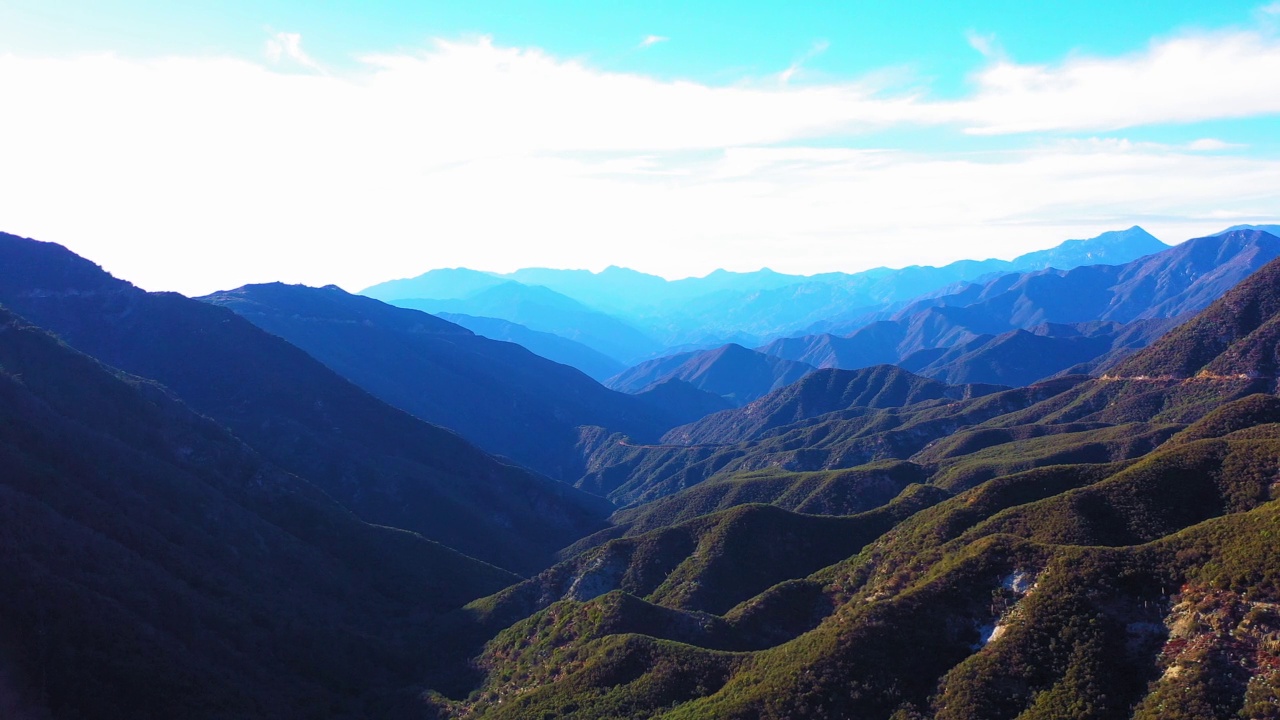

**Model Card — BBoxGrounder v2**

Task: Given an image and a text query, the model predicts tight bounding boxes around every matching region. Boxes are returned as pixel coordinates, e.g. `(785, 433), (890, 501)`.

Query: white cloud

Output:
(1187, 138), (1242, 151)
(0, 33), (1278, 295)
(265, 31), (324, 72)
(639, 35), (668, 48)
(950, 31), (1280, 134)
(779, 40), (830, 84)
(1262, 1), (1280, 15)
(965, 30), (1000, 58)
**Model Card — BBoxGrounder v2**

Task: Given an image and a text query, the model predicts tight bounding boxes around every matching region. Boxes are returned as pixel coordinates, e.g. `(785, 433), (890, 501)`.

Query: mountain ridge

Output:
(0, 231), (611, 574)
(0, 304), (518, 718)
(759, 229), (1280, 385)
(606, 343), (816, 405)
(200, 281), (685, 482)
(360, 226), (1172, 354)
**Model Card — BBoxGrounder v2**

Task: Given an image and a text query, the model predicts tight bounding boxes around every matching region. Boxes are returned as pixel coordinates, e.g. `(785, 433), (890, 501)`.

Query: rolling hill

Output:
(430, 252), (1280, 720)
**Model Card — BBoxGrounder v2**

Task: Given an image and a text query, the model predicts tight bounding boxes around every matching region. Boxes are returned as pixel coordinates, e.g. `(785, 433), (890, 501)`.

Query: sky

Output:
(1, 1), (1279, 295)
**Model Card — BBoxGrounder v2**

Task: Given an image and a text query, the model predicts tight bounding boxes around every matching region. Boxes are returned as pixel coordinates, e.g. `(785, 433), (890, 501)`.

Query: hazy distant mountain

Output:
(0, 232), (610, 574)
(1007, 225), (1167, 270)
(1217, 223), (1280, 236)
(202, 282), (680, 482)
(647, 226), (1166, 344)
(522, 227), (1165, 316)
(500, 266), (673, 313)
(359, 227), (1172, 352)
(763, 229), (1280, 385)
(436, 312), (625, 381)
(895, 228), (1280, 326)
(660, 226), (1172, 345)
(361, 266), (507, 301)
(608, 343), (816, 405)
(393, 281), (663, 364)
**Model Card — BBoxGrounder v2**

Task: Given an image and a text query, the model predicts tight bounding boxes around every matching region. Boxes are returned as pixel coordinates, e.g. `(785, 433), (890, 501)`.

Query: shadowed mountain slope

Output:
(0, 306), (517, 720)
(632, 379), (736, 427)
(436, 312), (625, 381)
(201, 282), (682, 482)
(895, 322), (1177, 386)
(577, 376), (1080, 506)
(663, 365), (1005, 446)
(607, 343), (816, 405)
(1112, 253), (1280, 379)
(391, 282), (662, 364)
(0, 232), (610, 574)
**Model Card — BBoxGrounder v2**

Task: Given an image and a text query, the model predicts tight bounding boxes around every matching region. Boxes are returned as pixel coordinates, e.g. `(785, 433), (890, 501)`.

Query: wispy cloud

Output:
(1187, 138), (1244, 151)
(265, 31), (324, 72)
(950, 31), (1280, 134)
(779, 40), (829, 84)
(639, 35), (668, 49)
(965, 30), (1000, 59)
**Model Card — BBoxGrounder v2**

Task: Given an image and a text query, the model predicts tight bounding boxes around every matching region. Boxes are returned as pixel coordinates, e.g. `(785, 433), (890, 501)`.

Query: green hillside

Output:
(431, 256), (1280, 720)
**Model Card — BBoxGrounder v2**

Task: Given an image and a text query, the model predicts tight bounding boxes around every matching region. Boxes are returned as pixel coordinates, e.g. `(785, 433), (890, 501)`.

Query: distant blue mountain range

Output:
(361, 226), (1170, 367)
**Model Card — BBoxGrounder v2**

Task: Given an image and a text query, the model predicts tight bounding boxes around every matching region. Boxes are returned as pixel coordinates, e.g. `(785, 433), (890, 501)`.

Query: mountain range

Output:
(360, 226), (1171, 364)
(431, 249), (1280, 720)
(392, 282), (665, 364)
(0, 232), (609, 573)
(759, 228), (1280, 382)
(5, 221), (1280, 720)
(436, 312), (625, 381)
(199, 282), (681, 482)
(0, 304), (519, 718)
(605, 343), (815, 405)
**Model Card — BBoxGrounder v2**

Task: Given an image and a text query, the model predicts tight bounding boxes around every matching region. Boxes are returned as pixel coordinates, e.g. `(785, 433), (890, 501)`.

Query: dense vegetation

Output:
(438, 253), (1280, 719)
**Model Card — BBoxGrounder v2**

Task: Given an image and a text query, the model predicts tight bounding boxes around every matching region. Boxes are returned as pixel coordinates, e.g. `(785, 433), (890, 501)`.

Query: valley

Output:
(3, 225), (1280, 719)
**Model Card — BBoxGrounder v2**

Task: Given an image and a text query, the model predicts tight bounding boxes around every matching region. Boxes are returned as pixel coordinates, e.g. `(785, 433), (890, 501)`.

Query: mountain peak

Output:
(1216, 223), (1280, 236)
(359, 267), (504, 301)
(1010, 226), (1168, 271)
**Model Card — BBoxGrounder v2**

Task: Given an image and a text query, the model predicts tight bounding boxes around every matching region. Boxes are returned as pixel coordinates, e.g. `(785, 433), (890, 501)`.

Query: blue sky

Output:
(1, 1), (1278, 294)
